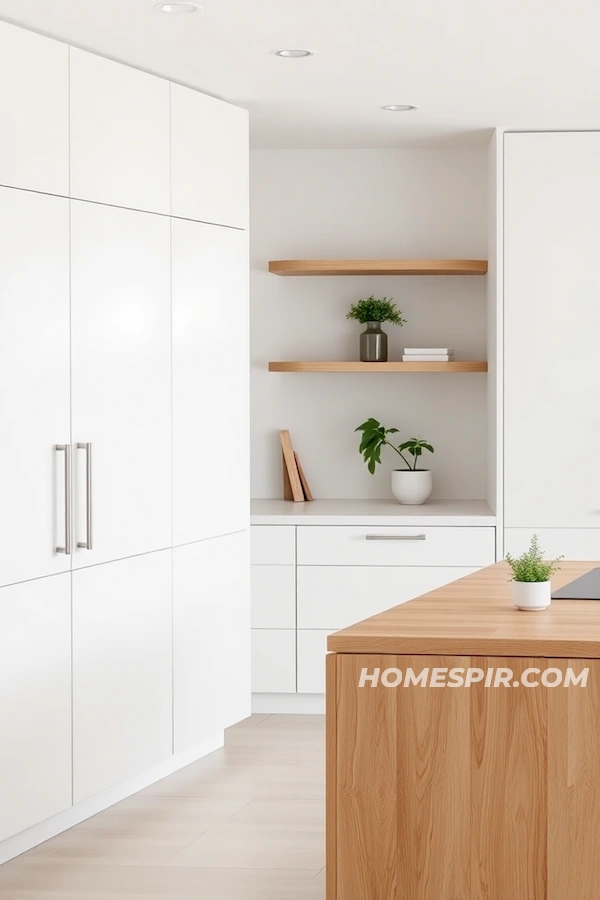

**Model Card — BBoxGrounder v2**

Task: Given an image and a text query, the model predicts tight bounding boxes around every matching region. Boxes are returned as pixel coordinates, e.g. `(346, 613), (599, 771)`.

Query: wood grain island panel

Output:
(327, 562), (600, 900)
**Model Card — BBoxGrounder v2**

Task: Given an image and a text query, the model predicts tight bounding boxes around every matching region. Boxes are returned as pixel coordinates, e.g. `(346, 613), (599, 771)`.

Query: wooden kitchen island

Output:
(326, 561), (600, 900)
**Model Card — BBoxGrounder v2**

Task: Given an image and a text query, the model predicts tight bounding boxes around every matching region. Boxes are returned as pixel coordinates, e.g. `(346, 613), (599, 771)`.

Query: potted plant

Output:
(506, 535), (562, 611)
(346, 297), (406, 362)
(356, 418), (434, 504)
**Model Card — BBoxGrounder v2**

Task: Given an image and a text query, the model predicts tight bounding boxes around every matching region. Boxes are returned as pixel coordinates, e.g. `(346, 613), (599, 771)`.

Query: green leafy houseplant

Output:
(346, 297), (406, 326)
(356, 418), (434, 474)
(505, 535), (562, 582)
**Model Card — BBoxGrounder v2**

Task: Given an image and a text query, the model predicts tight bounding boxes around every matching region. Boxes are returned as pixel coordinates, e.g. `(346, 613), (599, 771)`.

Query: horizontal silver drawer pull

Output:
(365, 534), (427, 541)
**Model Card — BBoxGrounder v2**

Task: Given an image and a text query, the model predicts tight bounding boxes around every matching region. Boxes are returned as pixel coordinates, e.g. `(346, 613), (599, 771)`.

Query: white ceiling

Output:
(1, 0), (600, 148)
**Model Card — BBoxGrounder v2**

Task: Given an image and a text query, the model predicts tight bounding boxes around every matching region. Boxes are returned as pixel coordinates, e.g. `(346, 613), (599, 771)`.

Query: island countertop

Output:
(327, 560), (600, 657)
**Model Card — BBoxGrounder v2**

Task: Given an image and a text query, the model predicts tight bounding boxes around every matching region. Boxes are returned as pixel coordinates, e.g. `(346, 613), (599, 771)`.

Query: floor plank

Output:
(0, 714), (326, 899)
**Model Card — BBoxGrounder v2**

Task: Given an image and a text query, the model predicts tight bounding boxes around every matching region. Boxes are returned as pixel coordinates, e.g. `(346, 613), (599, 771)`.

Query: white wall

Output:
(251, 149), (488, 500)
(486, 130), (503, 552)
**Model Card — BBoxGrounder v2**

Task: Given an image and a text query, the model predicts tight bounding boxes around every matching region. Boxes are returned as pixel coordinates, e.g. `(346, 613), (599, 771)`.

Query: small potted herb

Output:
(356, 418), (434, 504)
(506, 535), (562, 610)
(346, 297), (406, 362)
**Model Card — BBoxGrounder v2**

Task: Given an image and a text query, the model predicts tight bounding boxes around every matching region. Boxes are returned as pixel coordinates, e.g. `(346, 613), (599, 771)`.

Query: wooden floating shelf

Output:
(268, 259), (488, 276)
(268, 361), (488, 373)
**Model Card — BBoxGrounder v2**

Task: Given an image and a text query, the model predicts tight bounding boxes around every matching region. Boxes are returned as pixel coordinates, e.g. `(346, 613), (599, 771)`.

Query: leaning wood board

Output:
(268, 259), (488, 276)
(279, 430), (304, 502)
(327, 561), (600, 900)
(294, 452), (314, 501)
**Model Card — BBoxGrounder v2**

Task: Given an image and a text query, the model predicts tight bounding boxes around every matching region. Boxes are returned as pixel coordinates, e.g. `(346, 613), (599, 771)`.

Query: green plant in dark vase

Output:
(346, 297), (406, 362)
(355, 418), (434, 505)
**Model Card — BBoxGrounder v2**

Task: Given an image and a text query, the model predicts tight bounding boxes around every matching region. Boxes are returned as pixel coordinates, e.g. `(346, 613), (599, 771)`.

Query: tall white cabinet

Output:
(0, 19), (249, 860)
(0, 22), (69, 195)
(0, 188), (71, 588)
(70, 202), (172, 566)
(0, 575), (72, 843)
(172, 220), (249, 545)
(503, 132), (600, 555)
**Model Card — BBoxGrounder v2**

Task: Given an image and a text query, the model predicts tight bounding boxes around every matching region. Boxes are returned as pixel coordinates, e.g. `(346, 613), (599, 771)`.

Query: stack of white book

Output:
(402, 347), (454, 362)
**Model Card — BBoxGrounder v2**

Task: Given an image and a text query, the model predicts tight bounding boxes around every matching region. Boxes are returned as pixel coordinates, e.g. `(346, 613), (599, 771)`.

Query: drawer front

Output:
(251, 526), (295, 565)
(251, 565), (295, 629)
(297, 631), (333, 694)
(251, 629), (296, 693)
(505, 528), (600, 559)
(297, 525), (495, 567)
(298, 566), (478, 630)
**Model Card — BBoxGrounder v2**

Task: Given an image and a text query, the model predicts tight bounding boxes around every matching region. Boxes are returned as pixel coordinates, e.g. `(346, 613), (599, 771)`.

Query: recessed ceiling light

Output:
(381, 104), (418, 112)
(154, 2), (201, 13)
(273, 49), (314, 58)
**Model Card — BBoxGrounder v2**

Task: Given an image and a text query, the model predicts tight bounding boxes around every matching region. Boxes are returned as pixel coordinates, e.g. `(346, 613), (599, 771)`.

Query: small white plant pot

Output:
(391, 470), (433, 506)
(513, 580), (552, 611)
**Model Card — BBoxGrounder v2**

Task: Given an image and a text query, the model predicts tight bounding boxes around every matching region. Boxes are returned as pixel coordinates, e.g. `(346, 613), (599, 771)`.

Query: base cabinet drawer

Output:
(297, 630), (333, 694)
(298, 566), (478, 630)
(251, 526), (295, 565)
(505, 528), (600, 559)
(297, 525), (495, 567)
(251, 629), (295, 693)
(251, 565), (295, 629)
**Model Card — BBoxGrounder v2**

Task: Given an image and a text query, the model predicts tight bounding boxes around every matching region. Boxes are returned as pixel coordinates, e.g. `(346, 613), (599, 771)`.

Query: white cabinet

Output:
(0, 21), (69, 196)
(173, 531), (250, 753)
(172, 219), (249, 545)
(70, 201), (171, 567)
(504, 132), (600, 528)
(251, 526), (296, 565)
(0, 574), (71, 841)
(297, 631), (332, 694)
(252, 566), (296, 629)
(170, 83), (249, 228)
(69, 48), (170, 214)
(297, 526), (496, 567)
(250, 520), (495, 701)
(73, 551), (172, 803)
(505, 529), (600, 560)
(0, 188), (70, 588)
(251, 630), (296, 694)
(297, 566), (478, 630)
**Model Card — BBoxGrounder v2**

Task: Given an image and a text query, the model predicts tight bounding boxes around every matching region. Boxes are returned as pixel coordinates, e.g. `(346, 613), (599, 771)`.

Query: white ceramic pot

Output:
(391, 469), (433, 505)
(513, 580), (551, 611)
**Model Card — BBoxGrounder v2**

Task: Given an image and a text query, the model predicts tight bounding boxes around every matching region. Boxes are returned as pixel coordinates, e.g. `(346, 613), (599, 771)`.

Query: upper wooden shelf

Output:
(268, 259), (488, 276)
(269, 361), (488, 373)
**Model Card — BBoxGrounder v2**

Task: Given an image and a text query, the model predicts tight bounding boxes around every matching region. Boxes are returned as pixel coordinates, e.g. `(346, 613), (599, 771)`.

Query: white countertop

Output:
(250, 498), (496, 527)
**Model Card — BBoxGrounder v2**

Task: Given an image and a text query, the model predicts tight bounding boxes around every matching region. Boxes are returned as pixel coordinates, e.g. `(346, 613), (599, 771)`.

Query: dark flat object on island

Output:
(552, 568), (600, 600)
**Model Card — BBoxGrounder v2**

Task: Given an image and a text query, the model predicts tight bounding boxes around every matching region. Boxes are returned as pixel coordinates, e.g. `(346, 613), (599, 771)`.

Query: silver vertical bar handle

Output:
(55, 444), (71, 555)
(365, 534), (427, 541)
(77, 442), (93, 550)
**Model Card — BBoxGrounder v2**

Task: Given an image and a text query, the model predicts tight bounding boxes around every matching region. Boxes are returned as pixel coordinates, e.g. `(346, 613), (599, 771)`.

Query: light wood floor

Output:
(0, 714), (326, 899)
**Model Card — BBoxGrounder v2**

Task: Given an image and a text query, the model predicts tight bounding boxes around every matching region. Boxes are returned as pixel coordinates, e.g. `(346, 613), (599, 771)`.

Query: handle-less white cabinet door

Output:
(0, 573), (71, 841)
(71, 201), (171, 567)
(70, 48), (170, 214)
(172, 219), (249, 545)
(504, 133), (600, 527)
(170, 84), (249, 228)
(73, 551), (172, 803)
(174, 531), (250, 754)
(0, 22), (68, 196)
(0, 188), (70, 587)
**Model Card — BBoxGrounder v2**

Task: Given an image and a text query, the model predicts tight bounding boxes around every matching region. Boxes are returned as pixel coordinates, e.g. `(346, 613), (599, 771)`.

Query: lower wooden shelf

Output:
(268, 361), (488, 373)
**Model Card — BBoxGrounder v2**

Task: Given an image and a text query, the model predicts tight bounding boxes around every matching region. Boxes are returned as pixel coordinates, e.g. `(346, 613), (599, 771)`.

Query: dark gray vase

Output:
(359, 321), (388, 362)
